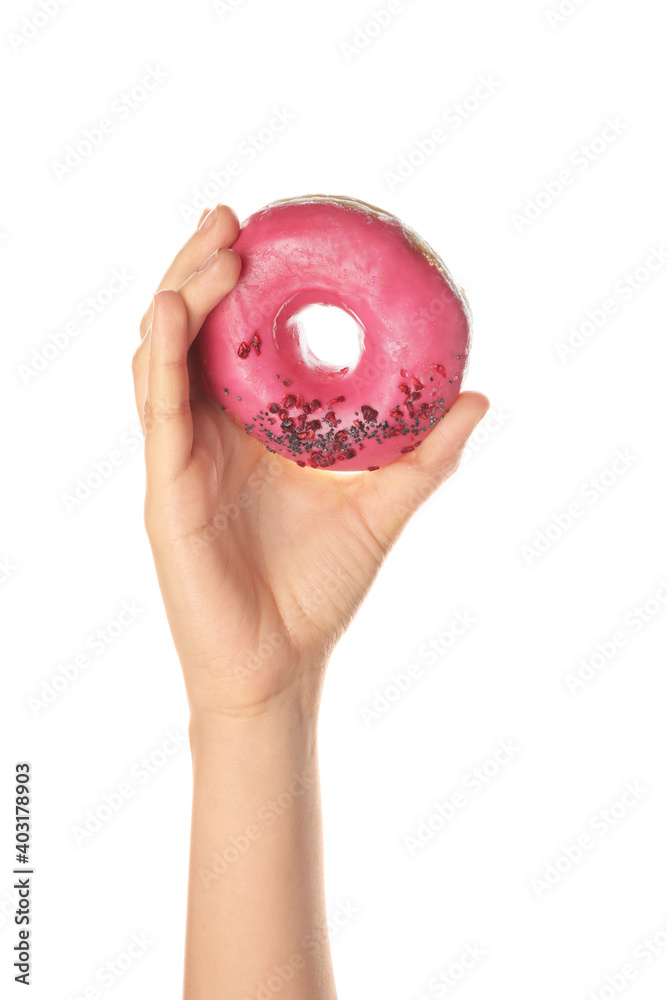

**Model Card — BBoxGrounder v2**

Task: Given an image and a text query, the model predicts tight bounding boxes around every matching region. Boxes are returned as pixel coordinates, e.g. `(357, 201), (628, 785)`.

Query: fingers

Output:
(359, 391), (490, 547)
(132, 247), (242, 429)
(195, 207), (211, 229)
(139, 203), (240, 340)
(144, 289), (193, 483)
(177, 246), (242, 344)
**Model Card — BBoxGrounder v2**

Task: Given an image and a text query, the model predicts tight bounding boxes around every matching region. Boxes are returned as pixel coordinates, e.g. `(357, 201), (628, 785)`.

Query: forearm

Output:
(183, 686), (337, 1000)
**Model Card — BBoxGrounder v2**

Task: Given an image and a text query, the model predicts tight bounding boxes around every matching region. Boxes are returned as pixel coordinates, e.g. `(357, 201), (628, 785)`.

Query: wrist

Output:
(187, 682), (320, 762)
(184, 647), (327, 740)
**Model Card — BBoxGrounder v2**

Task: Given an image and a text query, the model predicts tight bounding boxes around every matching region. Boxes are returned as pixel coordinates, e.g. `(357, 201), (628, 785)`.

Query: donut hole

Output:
(288, 302), (364, 374)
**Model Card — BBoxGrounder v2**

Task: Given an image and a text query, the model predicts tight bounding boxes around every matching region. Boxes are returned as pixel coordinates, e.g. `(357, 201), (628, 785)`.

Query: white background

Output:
(2, 0), (666, 997)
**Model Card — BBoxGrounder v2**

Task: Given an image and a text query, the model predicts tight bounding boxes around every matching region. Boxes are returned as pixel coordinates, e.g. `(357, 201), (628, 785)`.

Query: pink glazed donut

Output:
(196, 195), (471, 472)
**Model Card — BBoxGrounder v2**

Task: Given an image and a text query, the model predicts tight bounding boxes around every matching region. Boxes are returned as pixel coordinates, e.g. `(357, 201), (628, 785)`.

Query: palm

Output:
(157, 361), (392, 712)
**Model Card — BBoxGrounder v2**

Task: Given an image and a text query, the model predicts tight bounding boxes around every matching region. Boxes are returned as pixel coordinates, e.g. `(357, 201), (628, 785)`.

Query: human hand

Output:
(132, 204), (489, 722)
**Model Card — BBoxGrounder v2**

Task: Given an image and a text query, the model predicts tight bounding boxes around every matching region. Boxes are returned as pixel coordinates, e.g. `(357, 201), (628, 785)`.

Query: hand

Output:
(132, 204), (489, 720)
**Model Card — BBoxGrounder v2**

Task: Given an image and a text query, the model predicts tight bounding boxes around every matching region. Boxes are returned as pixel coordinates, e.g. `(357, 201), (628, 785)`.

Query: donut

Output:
(196, 195), (471, 472)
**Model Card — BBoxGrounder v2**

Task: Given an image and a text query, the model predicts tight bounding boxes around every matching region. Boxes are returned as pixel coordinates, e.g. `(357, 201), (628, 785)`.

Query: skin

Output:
(131, 203), (489, 999)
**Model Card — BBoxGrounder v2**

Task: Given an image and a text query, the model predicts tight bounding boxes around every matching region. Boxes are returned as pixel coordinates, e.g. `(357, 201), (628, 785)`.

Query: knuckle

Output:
(445, 453), (463, 478)
(143, 396), (189, 433)
(143, 500), (160, 540)
(139, 306), (152, 334)
(159, 356), (186, 373)
(131, 347), (143, 375)
(155, 286), (184, 315)
(143, 487), (170, 538)
(143, 398), (156, 433)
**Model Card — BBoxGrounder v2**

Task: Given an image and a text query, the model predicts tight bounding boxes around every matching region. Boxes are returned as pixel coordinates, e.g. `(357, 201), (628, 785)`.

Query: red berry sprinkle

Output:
(278, 408), (288, 420)
(281, 418), (294, 431)
(251, 332), (261, 355)
(390, 407), (403, 420)
(237, 342), (251, 359)
(411, 392), (422, 402)
(435, 364), (446, 376)
(310, 399), (321, 410)
(398, 383), (410, 395)
(268, 403), (280, 413)
(307, 419), (321, 431)
(309, 451), (336, 469)
(329, 395), (345, 406)
(361, 405), (378, 421)
(323, 411), (337, 425)
(401, 445), (415, 454)
(334, 429), (348, 442)
(353, 419), (364, 430)
(282, 394), (296, 409)
(282, 379), (292, 387)
(412, 376), (424, 390)
(367, 466), (379, 472)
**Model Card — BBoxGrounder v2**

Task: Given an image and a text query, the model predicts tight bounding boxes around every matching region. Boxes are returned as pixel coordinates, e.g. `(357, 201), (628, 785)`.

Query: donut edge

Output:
(251, 193), (473, 334)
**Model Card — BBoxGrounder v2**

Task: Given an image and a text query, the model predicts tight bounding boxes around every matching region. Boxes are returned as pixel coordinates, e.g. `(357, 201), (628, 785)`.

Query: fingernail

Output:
(198, 249), (219, 272)
(198, 205), (218, 232)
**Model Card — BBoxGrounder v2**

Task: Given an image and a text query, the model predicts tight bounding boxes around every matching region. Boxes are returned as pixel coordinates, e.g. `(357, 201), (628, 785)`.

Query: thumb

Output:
(358, 390), (490, 547)
(400, 390), (490, 479)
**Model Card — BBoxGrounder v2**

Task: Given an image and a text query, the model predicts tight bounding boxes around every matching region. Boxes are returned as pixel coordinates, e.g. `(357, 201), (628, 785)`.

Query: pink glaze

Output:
(196, 195), (471, 471)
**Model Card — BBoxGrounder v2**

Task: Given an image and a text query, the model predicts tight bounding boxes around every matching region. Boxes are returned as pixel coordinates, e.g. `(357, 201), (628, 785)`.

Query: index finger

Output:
(139, 203), (240, 339)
